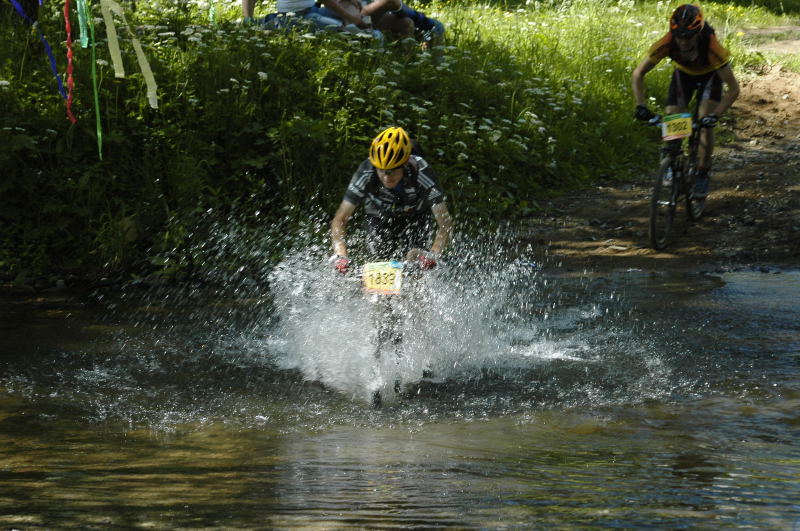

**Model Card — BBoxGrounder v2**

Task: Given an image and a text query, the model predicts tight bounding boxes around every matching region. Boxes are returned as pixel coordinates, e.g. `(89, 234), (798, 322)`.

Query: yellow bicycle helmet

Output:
(369, 127), (412, 170)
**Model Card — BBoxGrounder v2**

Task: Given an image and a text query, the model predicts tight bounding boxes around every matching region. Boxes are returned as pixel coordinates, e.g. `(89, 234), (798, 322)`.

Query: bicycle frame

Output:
(647, 85), (708, 250)
(357, 259), (437, 406)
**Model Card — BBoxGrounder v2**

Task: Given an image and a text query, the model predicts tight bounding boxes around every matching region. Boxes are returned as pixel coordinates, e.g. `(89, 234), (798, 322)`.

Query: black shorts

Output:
(366, 214), (432, 260)
(666, 69), (722, 108)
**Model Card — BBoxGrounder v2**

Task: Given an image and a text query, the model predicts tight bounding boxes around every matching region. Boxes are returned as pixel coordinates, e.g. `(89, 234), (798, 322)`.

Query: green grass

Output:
(1, 0), (797, 280)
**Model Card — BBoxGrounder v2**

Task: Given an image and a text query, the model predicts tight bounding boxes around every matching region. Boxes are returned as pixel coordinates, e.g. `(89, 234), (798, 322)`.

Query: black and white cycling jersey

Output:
(343, 155), (445, 219)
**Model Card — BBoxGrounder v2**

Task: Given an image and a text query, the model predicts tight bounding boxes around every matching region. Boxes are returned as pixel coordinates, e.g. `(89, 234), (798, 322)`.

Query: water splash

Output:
(265, 236), (638, 405)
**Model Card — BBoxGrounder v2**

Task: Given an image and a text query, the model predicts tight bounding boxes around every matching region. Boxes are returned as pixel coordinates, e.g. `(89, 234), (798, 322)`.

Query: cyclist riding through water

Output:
(330, 126), (453, 273)
(632, 4), (740, 198)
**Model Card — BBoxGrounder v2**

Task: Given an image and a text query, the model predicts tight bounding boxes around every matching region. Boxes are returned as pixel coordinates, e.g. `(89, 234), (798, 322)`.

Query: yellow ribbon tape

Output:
(100, 0), (158, 109)
(100, 0), (125, 78)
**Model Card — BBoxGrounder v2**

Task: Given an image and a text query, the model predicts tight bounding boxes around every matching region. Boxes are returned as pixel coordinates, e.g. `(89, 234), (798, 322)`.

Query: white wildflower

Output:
(257, 72), (268, 81)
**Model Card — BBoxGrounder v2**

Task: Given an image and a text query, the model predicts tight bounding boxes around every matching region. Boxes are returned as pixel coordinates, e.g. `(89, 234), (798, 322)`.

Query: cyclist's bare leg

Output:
(698, 99), (719, 169)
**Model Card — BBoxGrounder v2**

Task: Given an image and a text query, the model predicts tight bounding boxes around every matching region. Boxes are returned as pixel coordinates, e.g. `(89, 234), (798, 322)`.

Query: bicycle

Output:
(358, 259), (427, 406)
(646, 91), (708, 250)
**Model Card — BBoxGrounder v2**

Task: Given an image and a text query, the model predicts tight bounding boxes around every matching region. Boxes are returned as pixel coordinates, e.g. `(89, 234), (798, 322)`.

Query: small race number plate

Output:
(662, 113), (692, 141)
(363, 261), (404, 295)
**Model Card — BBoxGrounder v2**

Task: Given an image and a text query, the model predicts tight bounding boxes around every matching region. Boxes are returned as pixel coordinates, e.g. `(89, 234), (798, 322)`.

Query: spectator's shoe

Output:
(692, 171), (710, 199)
(400, 6), (445, 42)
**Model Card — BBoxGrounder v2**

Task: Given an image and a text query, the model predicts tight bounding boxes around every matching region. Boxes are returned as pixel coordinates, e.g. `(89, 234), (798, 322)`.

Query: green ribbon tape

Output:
(85, 0), (103, 160)
(76, 0), (89, 48)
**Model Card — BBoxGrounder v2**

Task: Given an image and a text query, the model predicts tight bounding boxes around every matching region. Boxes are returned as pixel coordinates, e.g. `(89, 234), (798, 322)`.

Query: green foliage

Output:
(0, 0), (793, 280)
(723, 0), (800, 15)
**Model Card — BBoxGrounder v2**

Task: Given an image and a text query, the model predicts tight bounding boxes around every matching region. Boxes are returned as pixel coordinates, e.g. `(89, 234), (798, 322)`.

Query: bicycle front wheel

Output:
(649, 158), (678, 250)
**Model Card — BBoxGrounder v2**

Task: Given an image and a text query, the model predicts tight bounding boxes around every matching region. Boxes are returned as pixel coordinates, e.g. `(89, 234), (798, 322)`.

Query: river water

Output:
(1, 263), (798, 528)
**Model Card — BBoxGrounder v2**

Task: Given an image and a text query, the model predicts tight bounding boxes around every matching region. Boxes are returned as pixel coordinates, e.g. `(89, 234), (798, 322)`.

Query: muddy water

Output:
(1, 268), (799, 528)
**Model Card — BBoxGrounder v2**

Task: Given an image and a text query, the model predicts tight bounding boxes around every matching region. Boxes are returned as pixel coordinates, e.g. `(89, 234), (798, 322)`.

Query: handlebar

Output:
(646, 113), (714, 130)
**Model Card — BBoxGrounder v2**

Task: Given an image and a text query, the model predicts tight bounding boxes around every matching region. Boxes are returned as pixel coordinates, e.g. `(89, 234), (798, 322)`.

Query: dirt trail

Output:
(523, 65), (800, 273)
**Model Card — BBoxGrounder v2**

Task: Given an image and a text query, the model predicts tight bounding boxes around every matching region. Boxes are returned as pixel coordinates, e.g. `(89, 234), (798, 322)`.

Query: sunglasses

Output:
(376, 166), (403, 175)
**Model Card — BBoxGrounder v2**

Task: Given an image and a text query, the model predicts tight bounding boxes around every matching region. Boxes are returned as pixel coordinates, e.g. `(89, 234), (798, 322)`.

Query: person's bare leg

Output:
(360, 0), (400, 17)
(375, 13), (413, 35)
(242, 0), (254, 18)
(360, 0), (412, 35)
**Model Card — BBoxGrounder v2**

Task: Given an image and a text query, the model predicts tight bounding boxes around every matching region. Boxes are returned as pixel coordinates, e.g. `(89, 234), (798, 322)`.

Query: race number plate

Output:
(662, 113), (692, 141)
(363, 261), (404, 295)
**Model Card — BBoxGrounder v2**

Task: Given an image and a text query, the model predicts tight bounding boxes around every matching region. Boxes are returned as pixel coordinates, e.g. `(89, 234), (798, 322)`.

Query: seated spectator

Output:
(258, 0), (444, 43)
(260, 0), (366, 32)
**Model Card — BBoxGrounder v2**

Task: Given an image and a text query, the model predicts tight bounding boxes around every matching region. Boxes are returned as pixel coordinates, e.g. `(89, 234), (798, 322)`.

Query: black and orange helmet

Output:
(369, 127), (412, 170)
(670, 4), (704, 38)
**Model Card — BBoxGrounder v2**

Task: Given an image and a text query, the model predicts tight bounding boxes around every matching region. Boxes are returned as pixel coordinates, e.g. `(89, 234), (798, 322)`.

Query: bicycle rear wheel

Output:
(685, 160), (706, 220)
(649, 158), (678, 250)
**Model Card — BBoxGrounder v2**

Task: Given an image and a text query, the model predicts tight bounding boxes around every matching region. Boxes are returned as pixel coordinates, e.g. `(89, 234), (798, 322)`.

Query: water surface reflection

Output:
(1, 269), (798, 528)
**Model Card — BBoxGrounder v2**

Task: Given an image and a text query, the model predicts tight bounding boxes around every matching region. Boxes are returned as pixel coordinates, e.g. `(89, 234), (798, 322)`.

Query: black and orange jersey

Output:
(647, 31), (731, 75)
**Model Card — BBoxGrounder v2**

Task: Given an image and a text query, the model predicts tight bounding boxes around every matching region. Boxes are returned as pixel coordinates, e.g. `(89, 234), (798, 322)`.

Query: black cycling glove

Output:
(634, 104), (655, 121)
(700, 114), (718, 128)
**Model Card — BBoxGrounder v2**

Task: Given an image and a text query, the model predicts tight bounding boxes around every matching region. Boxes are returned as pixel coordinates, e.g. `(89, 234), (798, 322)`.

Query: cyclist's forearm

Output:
(332, 238), (348, 257)
(430, 228), (450, 256)
(712, 65), (740, 118)
(430, 203), (453, 255)
(331, 222), (348, 256)
(632, 76), (647, 106)
(631, 59), (655, 106)
(331, 200), (356, 257)
(714, 86), (740, 117)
